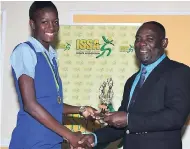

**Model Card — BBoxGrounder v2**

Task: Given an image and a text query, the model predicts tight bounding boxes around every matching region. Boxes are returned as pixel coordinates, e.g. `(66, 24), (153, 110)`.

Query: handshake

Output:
(66, 110), (128, 149)
(67, 131), (95, 149)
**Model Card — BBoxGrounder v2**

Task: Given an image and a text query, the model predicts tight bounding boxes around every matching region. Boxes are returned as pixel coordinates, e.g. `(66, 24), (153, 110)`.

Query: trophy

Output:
(97, 78), (114, 125)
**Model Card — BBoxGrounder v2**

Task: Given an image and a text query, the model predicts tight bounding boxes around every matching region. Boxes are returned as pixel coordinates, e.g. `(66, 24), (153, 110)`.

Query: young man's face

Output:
(30, 8), (59, 48)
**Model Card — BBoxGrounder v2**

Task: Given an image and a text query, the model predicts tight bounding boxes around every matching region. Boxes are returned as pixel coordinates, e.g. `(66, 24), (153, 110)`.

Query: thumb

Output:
(105, 112), (114, 116)
(94, 110), (100, 114)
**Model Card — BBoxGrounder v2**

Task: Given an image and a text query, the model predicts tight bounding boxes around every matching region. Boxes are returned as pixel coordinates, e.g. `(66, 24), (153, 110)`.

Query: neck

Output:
(41, 42), (50, 51)
(33, 36), (50, 51)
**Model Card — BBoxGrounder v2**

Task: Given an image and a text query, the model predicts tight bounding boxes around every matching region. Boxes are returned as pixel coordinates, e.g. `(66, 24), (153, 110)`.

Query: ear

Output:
(29, 19), (35, 30)
(162, 38), (168, 49)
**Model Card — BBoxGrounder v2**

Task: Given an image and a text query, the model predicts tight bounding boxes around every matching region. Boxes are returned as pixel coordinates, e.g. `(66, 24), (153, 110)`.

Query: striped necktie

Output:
(128, 67), (147, 110)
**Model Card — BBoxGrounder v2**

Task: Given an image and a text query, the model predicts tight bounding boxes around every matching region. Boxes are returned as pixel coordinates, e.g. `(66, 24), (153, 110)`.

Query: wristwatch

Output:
(79, 106), (86, 115)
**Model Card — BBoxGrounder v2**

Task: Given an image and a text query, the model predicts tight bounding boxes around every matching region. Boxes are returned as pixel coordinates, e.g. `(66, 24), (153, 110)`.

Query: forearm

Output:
(24, 102), (73, 140)
(63, 103), (80, 114)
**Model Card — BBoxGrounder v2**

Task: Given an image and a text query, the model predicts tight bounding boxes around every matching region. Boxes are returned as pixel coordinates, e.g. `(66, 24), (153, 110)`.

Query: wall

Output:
(1, 1), (190, 148)
(73, 15), (190, 65)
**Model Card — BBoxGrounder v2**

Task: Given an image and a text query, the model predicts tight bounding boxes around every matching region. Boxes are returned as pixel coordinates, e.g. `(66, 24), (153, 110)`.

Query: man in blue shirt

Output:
(79, 21), (190, 149)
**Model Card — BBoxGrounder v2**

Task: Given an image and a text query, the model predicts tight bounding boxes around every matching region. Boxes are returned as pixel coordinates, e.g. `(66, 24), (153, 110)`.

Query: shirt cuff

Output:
(91, 132), (98, 147)
(83, 132), (98, 147)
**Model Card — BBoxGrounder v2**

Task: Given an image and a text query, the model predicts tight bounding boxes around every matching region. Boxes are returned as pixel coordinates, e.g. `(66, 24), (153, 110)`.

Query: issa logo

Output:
(76, 36), (114, 58)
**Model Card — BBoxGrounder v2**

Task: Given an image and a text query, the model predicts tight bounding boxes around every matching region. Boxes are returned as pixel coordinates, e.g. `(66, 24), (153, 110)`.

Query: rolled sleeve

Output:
(10, 43), (37, 79)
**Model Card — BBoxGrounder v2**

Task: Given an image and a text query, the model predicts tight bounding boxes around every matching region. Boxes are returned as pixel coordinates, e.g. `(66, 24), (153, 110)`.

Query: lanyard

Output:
(42, 52), (59, 91)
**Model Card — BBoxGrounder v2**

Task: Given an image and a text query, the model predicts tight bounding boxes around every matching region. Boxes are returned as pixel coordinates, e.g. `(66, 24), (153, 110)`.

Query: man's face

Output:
(134, 24), (168, 65)
(30, 8), (59, 47)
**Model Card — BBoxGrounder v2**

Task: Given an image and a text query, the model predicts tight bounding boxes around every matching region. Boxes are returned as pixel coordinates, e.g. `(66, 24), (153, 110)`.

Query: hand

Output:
(78, 134), (95, 148)
(104, 111), (128, 128)
(81, 106), (100, 120)
(67, 131), (86, 148)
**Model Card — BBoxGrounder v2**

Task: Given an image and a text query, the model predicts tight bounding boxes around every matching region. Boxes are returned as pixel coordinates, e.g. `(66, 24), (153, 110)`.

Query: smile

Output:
(140, 50), (148, 54)
(45, 33), (55, 36)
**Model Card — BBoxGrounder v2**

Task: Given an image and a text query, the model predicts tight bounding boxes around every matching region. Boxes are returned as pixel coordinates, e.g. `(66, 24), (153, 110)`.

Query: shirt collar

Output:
(140, 53), (166, 73)
(28, 36), (56, 56)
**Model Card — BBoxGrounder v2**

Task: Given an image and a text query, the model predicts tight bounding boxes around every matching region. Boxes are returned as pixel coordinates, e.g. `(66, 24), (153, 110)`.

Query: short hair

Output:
(143, 21), (166, 38)
(29, 1), (58, 20)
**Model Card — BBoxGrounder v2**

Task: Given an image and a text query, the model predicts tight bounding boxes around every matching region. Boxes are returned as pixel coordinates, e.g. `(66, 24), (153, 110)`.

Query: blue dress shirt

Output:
(127, 54), (166, 109)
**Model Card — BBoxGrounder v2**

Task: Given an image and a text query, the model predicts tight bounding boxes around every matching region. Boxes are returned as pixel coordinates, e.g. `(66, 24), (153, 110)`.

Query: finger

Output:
(95, 116), (100, 120)
(78, 142), (88, 149)
(78, 136), (86, 144)
(105, 112), (113, 116)
(91, 142), (95, 147)
(91, 115), (100, 120)
(70, 144), (74, 149)
(93, 113), (101, 119)
(94, 110), (100, 114)
(90, 114), (97, 119)
(91, 107), (99, 111)
(87, 107), (95, 113)
(78, 140), (83, 144)
(85, 139), (92, 148)
(79, 141), (90, 149)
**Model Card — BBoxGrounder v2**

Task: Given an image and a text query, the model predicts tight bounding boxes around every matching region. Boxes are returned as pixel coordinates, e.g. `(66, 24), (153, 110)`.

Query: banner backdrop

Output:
(57, 25), (140, 148)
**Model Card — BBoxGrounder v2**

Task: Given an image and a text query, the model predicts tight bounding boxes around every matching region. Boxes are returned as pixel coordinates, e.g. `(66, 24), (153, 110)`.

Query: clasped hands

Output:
(69, 111), (128, 149)
(68, 132), (94, 149)
(68, 106), (97, 149)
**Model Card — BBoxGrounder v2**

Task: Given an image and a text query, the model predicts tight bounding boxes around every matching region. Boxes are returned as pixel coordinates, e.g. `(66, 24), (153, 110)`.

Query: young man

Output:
(9, 1), (97, 149)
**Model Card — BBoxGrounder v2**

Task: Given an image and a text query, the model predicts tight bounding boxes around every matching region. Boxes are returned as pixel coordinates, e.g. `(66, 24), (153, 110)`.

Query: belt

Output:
(126, 129), (148, 135)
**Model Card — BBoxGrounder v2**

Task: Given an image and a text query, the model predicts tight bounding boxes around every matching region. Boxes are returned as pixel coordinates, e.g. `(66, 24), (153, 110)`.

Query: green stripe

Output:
(42, 52), (59, 90)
